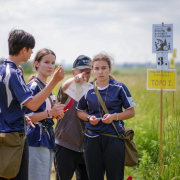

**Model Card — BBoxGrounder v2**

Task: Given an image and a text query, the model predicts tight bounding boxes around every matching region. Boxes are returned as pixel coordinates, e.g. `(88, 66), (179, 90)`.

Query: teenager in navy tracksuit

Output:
(25, 48), (65, 180)
(0, 30), (65, 180)
(77, 53), (135, 180)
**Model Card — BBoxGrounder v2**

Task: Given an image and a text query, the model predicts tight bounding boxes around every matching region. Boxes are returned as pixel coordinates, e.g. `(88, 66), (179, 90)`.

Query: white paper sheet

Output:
(65, 82), (93, 102)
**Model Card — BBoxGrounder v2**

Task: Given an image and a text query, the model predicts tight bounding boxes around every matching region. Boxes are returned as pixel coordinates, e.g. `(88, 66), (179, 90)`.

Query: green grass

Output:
(24, 66), (180, 180)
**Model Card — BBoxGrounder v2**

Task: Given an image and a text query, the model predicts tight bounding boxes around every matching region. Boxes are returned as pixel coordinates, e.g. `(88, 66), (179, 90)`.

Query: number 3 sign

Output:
(156, 52), (168, 70)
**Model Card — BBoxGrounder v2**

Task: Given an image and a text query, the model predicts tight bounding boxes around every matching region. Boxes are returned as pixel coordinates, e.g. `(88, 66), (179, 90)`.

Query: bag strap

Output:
(93, 80), (124, 139)
(93, 80), (109, 114)
(33, 79), (54, 108)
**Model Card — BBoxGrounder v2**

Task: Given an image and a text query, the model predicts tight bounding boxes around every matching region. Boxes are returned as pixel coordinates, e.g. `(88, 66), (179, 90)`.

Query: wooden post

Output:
(160, 22), (164, 175)
(160, 89), (163, 174)
(171, 91), (174, 116)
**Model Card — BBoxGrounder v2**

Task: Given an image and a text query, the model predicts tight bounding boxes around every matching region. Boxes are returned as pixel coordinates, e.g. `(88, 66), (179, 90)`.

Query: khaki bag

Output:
(0, 132), (25, 179)
(122, 128), (138, 167)
(93, 80), (138, 167)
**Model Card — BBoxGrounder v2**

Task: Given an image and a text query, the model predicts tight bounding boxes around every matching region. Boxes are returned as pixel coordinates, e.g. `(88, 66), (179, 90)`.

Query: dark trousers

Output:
(0, 138), (29, 180)
(54, 144), (89, 180)
(83, 135), (125, 180)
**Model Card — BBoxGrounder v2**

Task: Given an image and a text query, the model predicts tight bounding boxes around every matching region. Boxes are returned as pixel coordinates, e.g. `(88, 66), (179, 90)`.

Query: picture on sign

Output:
(147, 69), (176, 91)
(152, 24), (173, 53)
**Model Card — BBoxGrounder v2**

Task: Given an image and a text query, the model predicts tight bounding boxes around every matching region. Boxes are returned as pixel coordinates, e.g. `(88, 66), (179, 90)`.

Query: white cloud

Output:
(0, 0), (180, 66)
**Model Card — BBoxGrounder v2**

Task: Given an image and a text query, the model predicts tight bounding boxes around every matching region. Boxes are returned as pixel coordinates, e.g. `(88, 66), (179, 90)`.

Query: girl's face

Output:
(93, 60), (111, 82)
(35, 54), (56, 77)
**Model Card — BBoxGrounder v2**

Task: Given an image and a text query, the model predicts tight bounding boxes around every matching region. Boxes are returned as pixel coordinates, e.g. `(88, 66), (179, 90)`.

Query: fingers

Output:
(53, 65), (65, 82)
(56, 102), (65, 108)
(51, 103), (65, 117)
(74, 73), (86, 84)
(89, 116), (99, 125)
(102, 114), (113, 124)
(103, 114), (108, 119)
(25, 116), (35, 128)
(54, 65), (62, 72)
(81, 72), (86, 82)
(29, 121), (36, 128)
(58, 67), (65, 79)
(58, 113), (64, 119)
(25, 115), (31, 121)
(82, 72), (86, 82)
(59, 67), (65, 77)
(74, 75), (81, 83)
(55, 113), (64, 120)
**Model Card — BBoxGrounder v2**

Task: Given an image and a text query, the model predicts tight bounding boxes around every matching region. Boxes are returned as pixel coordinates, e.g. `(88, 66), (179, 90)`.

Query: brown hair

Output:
(92, 52), (115, 80)
(28, 48), (56, 82)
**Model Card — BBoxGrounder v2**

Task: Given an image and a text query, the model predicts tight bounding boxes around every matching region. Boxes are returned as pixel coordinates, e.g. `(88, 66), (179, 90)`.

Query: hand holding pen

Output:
(53, 108), (69, 120)
(47, 103), (65, 120)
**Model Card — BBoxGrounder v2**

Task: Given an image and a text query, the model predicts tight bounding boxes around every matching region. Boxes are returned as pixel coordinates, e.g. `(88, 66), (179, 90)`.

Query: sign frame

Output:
(152, 24), (173, 53)
(147, 69), (176, 91)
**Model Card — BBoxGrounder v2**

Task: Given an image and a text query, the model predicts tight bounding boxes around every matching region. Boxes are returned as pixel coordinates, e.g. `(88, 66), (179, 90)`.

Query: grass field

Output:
(24, 66), (180, 180)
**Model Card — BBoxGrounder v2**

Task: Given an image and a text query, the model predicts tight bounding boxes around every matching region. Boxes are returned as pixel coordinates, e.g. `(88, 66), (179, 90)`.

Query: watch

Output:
(87, 115), (91, 122)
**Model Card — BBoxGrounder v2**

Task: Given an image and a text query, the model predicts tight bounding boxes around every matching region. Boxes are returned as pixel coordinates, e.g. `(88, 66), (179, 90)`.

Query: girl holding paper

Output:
(76, 53), (135, 180)
(25, 48), (65, 180)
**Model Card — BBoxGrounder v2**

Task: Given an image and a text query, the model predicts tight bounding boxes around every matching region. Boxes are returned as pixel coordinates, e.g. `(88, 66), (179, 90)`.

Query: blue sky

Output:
(0, 0), (180, 66)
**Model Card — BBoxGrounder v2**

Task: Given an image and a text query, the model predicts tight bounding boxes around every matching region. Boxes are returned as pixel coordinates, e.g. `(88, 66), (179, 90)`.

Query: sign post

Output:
(148, 22), (176, 175)
(171, 49), (177, 116)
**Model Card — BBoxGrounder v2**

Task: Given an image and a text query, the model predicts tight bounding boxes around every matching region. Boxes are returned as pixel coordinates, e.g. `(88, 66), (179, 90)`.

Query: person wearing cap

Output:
(54, 55), (92, 180)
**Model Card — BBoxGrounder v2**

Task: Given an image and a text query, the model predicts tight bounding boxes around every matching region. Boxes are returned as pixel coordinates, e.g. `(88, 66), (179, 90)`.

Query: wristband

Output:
(47, 110), (50, 117)
(87, 115), (91, 122)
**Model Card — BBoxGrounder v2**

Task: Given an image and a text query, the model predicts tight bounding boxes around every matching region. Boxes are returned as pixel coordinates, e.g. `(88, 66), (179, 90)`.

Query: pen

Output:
(53, 109), (69, 120)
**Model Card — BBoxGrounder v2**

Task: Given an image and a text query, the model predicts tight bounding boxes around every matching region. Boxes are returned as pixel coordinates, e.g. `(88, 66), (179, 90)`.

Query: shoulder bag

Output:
(0, 117), (26, 178)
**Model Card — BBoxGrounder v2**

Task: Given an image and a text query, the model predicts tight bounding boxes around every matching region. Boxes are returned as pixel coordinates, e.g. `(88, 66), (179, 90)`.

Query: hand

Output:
(25, 116), (35, 128)
(54, 114), (64, 120)
(49, 103), (65, 117)
(52, 65), (65, 83)
(89, 116), (100, 125)
(74, 72), (86, 84)
(102, 114), (114, 124)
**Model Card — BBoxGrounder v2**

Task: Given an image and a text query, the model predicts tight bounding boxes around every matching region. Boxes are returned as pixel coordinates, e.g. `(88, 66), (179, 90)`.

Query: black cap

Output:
(73, 55), (92, 70)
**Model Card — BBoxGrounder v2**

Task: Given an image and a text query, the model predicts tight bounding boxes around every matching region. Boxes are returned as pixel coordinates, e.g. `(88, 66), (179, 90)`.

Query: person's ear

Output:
(20, 47), (26, 54)
(72, 69), (75, 76)
(109, 67), (111, 72)
(34, 61), (39, 68)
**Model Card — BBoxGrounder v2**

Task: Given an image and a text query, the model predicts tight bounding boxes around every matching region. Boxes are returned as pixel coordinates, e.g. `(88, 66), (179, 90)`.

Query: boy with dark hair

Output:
(8, 29), (35, 56)
(0, 29), (65, 180)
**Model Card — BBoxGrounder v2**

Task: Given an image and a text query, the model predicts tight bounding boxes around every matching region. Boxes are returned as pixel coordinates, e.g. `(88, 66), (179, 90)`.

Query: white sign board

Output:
(156, 52), (168, 70)
(152, 24), (173, 53)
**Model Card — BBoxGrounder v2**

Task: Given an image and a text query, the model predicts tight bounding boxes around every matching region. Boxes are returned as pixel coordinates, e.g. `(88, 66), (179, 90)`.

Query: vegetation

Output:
(23, 66), (180, 180)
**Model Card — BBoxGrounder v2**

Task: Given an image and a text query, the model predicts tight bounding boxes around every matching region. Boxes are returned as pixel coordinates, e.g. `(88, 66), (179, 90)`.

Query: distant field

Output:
(24, 66), (180, 180)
